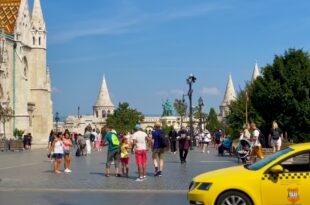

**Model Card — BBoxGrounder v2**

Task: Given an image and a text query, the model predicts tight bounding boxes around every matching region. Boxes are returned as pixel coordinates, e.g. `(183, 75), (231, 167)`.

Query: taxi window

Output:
(247, 147), (293, 171)
(281, 152), (310, 172)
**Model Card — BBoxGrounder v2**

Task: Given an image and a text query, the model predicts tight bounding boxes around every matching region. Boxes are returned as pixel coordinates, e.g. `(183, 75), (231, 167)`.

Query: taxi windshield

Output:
(247, 147), (293, 170)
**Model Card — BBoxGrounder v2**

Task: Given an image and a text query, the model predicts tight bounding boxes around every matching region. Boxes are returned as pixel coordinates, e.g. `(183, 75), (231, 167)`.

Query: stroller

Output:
(236, 138), (252, 164)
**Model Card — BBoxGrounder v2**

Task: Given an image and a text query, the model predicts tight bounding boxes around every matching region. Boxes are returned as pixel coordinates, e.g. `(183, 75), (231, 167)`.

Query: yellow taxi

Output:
(188, 143), (310, 205)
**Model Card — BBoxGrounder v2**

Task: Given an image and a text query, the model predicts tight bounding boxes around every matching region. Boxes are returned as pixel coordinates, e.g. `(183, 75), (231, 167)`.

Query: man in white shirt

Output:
(131, 124), (150, 181)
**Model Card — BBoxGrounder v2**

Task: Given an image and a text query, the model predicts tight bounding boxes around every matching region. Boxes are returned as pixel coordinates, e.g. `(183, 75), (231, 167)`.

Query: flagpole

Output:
(245, 91), (248, 125)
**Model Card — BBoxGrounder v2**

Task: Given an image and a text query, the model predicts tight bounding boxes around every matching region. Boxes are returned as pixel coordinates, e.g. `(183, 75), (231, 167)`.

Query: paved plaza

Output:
(0, 147), (239, 205)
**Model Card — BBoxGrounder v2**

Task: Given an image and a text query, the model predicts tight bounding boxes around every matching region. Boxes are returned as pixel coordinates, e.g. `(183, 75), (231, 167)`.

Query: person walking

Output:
(84, 127), (92, 155)
(177, 126), (190, 164)
(169, 128), (178, 154)
(95, 129), (102, 152)
(269, 121), (283, 153)
(152, 122), (166, 176)
(77, 134), (87, 156)
(63, 130), (72, 173)
(203, 130), (212, 153)
(131, 124), (149, 181)
(48, 132), (64, 174)
(102, 126), (121, 177)
(214, 129), (222, 149)
(250, 123), (264, 163)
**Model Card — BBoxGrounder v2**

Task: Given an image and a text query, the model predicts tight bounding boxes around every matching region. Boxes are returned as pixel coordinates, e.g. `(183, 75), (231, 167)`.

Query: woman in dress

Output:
(48, 132), (64, 174)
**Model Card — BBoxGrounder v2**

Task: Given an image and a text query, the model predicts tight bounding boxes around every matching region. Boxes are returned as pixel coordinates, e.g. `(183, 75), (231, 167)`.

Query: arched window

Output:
(96, 111), (98, 118)
(33, 37), (35, 45)
(38, 37), (41, 45)
(107, 110), (111, 116)
(102, 110), (106, 118)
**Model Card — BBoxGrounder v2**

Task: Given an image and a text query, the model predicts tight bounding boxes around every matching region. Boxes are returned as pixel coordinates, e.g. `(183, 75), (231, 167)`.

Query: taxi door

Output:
(261, 152), (310, 205)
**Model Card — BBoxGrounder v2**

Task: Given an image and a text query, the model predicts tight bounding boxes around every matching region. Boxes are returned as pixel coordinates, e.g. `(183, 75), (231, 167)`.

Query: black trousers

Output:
(179, 144), (188, 162)
(170, 140), (177, 152)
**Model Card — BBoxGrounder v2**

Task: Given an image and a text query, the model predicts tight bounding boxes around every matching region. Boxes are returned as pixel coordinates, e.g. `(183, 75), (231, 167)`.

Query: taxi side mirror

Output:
(270, 165), (284, 174)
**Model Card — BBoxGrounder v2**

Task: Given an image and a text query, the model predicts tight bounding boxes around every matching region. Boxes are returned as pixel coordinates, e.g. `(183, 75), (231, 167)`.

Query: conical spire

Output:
(252, 62), (260, 81)
(221, 74), (236, 106)
(94, 75), (114, 107)
(31, 0), (45, 30)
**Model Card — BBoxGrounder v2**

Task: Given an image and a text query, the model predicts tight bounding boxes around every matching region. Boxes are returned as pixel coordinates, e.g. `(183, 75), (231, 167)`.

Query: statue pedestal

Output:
(160, 116), (179, 130)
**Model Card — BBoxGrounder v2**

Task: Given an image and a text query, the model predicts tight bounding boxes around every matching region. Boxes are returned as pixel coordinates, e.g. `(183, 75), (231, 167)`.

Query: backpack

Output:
(258, 130), (266, 147)
(272, 128), (280, 140)
(90, 134), (95, 142)
(111, 133), (120, 146)
(158, 131), (169, 148)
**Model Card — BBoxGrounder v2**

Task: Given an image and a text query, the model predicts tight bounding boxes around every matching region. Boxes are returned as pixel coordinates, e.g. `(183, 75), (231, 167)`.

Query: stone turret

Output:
(31, 0), (46, 49)
(93, 75), (115, 119)
(252, 62), (260, 82)
(220, 74), (236, 118)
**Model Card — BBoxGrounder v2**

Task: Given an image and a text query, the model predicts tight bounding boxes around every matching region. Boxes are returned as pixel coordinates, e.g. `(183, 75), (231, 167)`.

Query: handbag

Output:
(184, 139), (190, 150)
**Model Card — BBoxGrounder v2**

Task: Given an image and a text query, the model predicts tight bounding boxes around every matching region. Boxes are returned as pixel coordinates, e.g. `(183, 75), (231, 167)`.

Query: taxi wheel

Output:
(217, 191), (253, 205)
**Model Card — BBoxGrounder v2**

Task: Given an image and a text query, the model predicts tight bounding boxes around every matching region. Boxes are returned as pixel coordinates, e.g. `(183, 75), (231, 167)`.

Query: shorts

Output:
(64, 150), (70, 155)
(271, 138), (282, 147)
(52, 153), (63, 159)
(251, 146), (264, 159)
(106, 148), (120, 168)
(135, 150), (147, 166)
(120, 157), (130, 165)
(152, 148), (164, 160)
(215, 139), (221, 144)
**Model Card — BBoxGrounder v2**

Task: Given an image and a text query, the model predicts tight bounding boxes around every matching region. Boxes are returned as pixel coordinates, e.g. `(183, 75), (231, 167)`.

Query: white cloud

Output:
(50, 2), (232, 43)
(201, 87), (221, 96)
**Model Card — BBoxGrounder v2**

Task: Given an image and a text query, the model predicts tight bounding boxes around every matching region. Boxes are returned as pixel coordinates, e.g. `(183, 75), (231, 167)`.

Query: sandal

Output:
(115, 174), (122, 177)
(105, 174), (110, 177)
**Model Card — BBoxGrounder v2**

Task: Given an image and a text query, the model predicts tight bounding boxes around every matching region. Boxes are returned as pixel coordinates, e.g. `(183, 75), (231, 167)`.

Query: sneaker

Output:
(143, 176), (147, 179)
(207, 150), (210, 154)
(135, 177), (144, 182)
(154, 171), (162, 177)
(64, 169), (72, 173)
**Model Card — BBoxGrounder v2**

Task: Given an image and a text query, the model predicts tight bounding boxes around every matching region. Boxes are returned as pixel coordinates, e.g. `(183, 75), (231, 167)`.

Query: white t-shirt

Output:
(252, 129), (261, 146)
(205, 133), (211, 142)
(132, 130), (147, 151)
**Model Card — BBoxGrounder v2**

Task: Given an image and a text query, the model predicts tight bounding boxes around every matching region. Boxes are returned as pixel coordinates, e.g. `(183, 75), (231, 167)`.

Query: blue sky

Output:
(39, 0), (310, 117)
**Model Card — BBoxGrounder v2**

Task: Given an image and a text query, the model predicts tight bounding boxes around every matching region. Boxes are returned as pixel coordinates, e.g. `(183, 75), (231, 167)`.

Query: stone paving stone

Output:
(0, 147), (238, 191)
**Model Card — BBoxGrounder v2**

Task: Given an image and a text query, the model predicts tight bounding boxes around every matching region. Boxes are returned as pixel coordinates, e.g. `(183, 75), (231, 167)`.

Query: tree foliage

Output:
(206, 108), (220, 133)
(173, 99), (187, 125)
(106, 102), (144, 135)
(227, 49), (310, 142)
(0, 105), (13, 138)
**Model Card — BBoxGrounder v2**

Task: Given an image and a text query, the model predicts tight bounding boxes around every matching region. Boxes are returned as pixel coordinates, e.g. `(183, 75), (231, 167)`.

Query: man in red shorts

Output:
(131, 124), (150, 181)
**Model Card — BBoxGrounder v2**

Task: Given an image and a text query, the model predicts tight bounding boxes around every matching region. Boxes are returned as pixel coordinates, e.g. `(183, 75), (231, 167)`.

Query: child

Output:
(120, 137), (130, 177)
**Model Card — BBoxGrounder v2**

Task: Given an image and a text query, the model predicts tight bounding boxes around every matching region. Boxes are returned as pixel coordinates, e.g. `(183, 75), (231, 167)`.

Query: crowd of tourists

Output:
(47, 120), (284, 179)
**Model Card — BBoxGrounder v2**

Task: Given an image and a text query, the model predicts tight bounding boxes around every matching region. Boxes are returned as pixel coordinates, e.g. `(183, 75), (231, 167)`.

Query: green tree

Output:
(193, 109), (208, 131)
(226, 89), (264, 138)
(227, 49), (310, 142)
(106, 102), (144, 135)
(251, 49), (310, 142)
(0, 105), (13, 139)
(173, 99), (187, 126)
(206, 108), (220, 133)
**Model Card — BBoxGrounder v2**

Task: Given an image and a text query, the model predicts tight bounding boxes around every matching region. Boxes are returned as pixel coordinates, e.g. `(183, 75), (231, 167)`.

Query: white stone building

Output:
(0, 0), (53, 143)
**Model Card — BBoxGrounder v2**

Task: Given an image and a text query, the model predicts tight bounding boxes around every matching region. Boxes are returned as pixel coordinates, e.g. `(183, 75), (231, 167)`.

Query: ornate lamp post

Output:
(187, 74), (196, 149)
(198, 97), (204, 133)
(55, 112), (60, 133)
